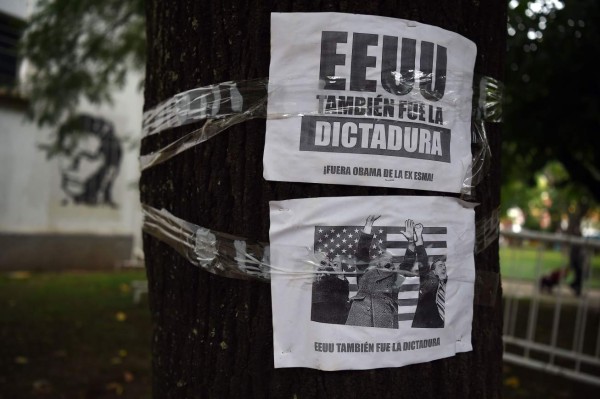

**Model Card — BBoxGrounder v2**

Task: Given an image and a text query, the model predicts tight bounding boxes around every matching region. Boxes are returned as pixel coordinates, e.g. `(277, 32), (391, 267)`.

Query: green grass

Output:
(1, 269), (598, 398)
(0, 270), (151, 399)
(500, 245), (600, 289)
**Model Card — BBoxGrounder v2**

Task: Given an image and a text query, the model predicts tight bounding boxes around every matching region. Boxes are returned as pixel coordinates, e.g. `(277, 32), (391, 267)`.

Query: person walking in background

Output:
(569, 243), (585, 297)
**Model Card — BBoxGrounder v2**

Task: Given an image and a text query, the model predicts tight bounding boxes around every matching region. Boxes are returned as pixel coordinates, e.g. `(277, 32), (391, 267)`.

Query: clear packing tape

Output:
(142, 204), (500, 306)
(140, 76), (503, 192)
(143, 203), (271, 281)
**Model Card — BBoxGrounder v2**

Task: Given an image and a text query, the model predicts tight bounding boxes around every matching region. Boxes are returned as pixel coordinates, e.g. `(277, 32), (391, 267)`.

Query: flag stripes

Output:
(398, 298), (419, 306)
(386, 241), (447, 248)
(398, 314), (416, 321)
(314, 225), (447, 325)
(390, 256), (446, 264)
(399, 283), (420, 292)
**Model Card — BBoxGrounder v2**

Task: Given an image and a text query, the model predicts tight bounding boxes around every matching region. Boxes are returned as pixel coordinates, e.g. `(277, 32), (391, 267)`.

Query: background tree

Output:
(503, 0), (599, 230)
(502, 161), (594, 232)
(20, 0), (145, 154)
(140, 1), (505, 398)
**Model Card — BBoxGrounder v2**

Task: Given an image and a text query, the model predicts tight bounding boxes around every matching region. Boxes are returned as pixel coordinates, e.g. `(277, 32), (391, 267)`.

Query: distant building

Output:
(0, 2), (143, 270)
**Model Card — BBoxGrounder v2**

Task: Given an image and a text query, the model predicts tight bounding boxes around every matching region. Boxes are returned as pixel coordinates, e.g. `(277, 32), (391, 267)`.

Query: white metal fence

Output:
(501, 230), (600, 387)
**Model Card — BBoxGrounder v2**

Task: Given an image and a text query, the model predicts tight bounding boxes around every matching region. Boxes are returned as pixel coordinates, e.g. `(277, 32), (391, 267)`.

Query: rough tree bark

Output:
(141, 1), (505, 398)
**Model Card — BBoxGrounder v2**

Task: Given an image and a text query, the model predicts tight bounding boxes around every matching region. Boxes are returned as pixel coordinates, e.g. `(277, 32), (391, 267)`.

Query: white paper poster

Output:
(269, 196), (475, 370)
(264, 13), (477, 193)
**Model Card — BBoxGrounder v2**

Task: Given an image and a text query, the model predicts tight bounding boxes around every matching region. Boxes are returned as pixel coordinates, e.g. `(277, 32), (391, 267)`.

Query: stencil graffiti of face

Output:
(59, 133), (105, 198)
(56, 114), (122, 207)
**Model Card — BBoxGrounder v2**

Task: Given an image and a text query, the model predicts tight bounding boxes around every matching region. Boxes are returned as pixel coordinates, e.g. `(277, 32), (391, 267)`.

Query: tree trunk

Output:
(141, 1), (505, 398)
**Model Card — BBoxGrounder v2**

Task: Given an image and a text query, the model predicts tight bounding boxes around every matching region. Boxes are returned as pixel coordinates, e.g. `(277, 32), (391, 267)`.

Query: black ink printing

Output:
(300, 116), (451, 163)
(311, 217), (448, 329)
(319, 31), (447, 101)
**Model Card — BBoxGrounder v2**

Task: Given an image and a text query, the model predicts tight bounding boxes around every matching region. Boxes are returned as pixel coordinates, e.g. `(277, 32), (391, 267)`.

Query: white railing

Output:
(501, 230), (600, 387)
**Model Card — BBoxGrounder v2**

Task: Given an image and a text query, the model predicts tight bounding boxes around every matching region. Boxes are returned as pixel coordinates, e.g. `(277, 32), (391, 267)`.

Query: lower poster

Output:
(269, 196), (475, 370)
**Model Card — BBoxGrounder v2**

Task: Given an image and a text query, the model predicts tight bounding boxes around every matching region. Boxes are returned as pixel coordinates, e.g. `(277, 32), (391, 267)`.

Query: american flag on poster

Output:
(314, 225), (447, 325)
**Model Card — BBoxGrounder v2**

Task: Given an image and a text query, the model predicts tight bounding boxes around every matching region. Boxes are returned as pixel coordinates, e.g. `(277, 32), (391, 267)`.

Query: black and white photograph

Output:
(270, 195), (475, 370)
(310, 216), (448, 329)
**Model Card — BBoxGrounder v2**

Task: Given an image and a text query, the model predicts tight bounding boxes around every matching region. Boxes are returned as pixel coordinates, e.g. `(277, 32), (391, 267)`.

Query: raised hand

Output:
(414, 223), (424, 246)
(401, 219), (415, 242)
(363, 215), (381, 234)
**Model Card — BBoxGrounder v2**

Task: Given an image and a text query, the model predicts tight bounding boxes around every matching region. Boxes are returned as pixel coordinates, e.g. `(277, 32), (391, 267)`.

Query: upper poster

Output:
(269, 196), (475, 370)
(264, 13), (477, 193)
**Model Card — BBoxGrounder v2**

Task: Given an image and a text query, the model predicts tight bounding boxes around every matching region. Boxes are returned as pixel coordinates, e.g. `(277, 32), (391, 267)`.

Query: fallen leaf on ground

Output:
(8, 271), (31, 280)
(32, 379), (53, 395)
(14, 356), (28, 365)
(118, 349), (128, 358)
(123, 371), (134, 383)
(504, 376), (520, 389)
(115, 312), (127, 322)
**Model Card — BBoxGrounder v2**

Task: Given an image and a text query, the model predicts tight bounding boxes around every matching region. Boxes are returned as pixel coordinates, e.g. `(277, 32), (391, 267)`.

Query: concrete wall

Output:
(0, 0), (28, 19)
(0, 1), (144, 270)
(0, 232), (134, 270)
(0, 74), (144, 270)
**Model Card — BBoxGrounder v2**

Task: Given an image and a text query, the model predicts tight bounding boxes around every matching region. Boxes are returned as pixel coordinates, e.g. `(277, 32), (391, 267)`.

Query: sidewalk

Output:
(502, 279), (600, 309)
